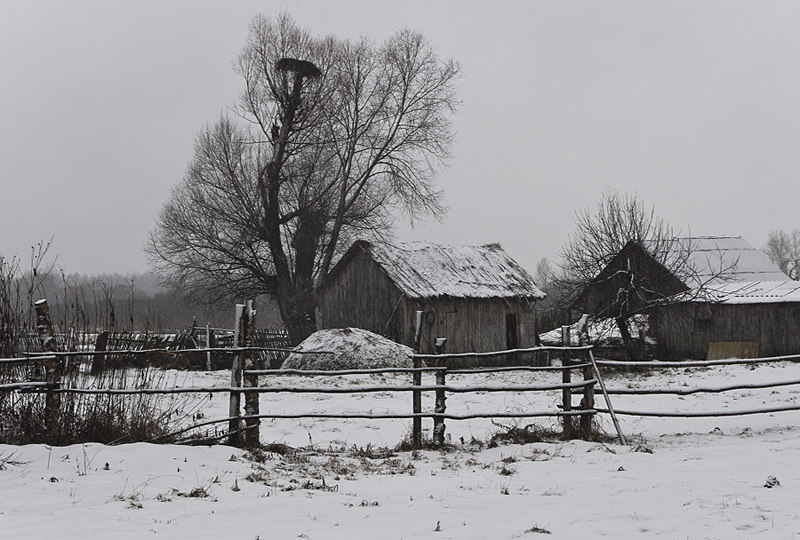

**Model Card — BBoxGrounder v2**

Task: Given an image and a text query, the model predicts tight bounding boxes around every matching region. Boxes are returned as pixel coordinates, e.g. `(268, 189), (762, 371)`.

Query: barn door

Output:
(506, 313), (519, 349)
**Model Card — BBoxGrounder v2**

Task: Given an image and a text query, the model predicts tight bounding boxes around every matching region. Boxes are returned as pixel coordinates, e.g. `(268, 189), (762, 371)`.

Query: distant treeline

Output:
(0, 250), (282, 346)
(37, 271), (283, 333)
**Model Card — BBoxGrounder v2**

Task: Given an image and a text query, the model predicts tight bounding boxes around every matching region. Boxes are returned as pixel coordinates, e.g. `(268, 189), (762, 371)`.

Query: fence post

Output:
(561, 325), (573, 438)
(579, 341), (595, 436)
(412, 310), (423, 450)
(433, 337), (447, 448)
(228, 304), (245, 447)
(34, 299), (61, 443)
(91, 330), (108, 375)
(242, 301), (260, 448)
(205, 323), (212, 371)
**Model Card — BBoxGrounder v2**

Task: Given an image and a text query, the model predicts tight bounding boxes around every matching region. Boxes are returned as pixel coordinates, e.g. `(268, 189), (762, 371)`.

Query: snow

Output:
(539, 314), (652, 347)
(281, 328), (414, 370)
(355, 240), (546, 299)
(4, 360), (800, 538)
(663, 236), (788, 286)
(686, 279), (800, 304)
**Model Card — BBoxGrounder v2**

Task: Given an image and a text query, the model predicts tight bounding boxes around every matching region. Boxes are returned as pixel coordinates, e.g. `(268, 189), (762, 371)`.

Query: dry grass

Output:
(0, 362), (188, 445)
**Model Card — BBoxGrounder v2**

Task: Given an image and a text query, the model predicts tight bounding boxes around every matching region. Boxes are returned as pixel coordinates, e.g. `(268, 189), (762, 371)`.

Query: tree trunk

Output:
(615, 316), (639, 361)
(259, 68), (320, 347)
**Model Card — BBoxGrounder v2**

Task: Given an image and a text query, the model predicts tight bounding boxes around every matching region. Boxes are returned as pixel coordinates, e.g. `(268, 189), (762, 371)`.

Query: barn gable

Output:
(576, 236), (790, 316)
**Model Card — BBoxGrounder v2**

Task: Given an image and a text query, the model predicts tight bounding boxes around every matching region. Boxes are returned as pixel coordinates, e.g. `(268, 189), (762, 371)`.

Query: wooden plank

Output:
(707, 341), (760, 360)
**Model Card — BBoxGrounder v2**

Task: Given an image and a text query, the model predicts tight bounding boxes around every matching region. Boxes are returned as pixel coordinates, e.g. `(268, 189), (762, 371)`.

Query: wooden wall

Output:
(651, 302), (800, 360)
(316, 248), (406, 343)
(399, 297), (540, 368)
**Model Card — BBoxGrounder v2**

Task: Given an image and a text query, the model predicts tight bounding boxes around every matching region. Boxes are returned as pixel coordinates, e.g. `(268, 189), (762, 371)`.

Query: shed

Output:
(652, 280), (800, 359)
(575, 236), (798, 360)
(316, 240), (546, 365)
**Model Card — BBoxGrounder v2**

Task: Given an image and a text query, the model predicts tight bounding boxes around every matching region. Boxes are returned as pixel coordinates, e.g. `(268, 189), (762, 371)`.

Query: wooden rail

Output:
(592, 352), (800, 421)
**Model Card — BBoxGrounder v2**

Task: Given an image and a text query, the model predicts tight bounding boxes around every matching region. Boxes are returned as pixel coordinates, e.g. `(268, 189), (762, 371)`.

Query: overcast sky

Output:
(3, 1), (800, 276)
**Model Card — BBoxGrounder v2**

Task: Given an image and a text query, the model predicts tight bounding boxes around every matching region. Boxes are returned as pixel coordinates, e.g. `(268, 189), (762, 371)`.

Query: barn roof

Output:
(341, 240), (546, 300)
(664, 236), (788, 286)
(687, 280), (800, 304)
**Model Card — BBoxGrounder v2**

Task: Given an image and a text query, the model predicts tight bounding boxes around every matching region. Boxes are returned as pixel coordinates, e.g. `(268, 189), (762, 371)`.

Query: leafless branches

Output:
(763, 229), (800, 280)
(556, 191), (739, 351)
(560, 191), (677, 285)
(147, 14), (460, 343)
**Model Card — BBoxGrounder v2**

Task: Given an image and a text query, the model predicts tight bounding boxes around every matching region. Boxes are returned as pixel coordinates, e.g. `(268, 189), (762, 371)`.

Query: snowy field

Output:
(3, 360), (800, 539)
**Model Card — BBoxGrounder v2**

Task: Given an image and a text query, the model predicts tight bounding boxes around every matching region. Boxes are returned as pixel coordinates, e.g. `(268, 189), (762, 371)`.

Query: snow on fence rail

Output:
(591, 353), (800, 419)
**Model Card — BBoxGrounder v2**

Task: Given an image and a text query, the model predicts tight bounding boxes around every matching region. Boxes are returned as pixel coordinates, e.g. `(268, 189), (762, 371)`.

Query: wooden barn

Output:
(575, 236), (800, 360)
(651, 280), (800, 360)
(316, 240), (546, 365)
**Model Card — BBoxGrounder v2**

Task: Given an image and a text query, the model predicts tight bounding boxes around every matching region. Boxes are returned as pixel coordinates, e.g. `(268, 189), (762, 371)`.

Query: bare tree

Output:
(147, 14), (460, 344)
(763, 229), (800, 280)
(558, 190), (734, 352)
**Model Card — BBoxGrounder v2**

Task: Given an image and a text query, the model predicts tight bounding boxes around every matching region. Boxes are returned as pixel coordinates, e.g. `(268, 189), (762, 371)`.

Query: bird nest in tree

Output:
(275, 57), (321, 78)
(280, 328), (413, 370)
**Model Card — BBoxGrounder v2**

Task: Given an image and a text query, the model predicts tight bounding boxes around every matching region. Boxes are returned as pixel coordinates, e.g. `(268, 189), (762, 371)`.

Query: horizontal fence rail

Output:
(600, 378), (800, 396)
(448, 363), (592, 374)
(244, 367), (445, 376)
(0, 355), (56, 364)
(592, 352), (800, 421)
(22, 347), (310, 357)
(14, 379), (595, 396)
(0, 382), (48, 391)
(595, 404), (800, 418)
(594, 353), (800, 369)
(412, 345), (593, 361)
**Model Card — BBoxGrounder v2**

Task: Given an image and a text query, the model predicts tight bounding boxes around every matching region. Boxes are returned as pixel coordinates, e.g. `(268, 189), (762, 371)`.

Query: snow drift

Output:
(280, 327), (413, 370)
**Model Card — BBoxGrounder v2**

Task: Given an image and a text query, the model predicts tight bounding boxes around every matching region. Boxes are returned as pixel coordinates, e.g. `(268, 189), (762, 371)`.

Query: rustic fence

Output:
(1, 302), (610, 448)
(590, 354), (800, 419)
(0, 346), (603, 449)
(17, 303), (800, 449)
(238, 346), (602, 450)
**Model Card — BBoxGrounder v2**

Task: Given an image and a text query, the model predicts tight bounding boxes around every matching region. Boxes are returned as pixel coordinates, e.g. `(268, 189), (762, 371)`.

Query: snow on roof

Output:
(361, 241), (546, 300)
(665, 236), (788, 286)
(687, 280), (800, 304)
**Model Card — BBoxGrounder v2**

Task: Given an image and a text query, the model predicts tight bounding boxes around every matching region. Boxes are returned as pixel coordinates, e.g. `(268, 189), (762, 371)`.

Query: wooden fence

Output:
(590, 354), (800, 419)
(0, 345), (604, 448)
(1, 302), (609, 448)
(11, 304), (800, 449)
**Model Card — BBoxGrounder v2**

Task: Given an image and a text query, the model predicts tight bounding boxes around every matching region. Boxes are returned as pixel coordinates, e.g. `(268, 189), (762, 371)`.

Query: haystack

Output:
(281, 327), (413, 370)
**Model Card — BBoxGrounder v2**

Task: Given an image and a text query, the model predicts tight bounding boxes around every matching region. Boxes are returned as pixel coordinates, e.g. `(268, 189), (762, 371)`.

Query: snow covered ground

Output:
(3, 360), (800, 539)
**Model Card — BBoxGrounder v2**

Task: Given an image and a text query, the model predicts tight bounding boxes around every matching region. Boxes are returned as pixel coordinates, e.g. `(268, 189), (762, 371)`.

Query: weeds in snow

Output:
(0, 451), (29, 469)
(524, 525), (552, 535)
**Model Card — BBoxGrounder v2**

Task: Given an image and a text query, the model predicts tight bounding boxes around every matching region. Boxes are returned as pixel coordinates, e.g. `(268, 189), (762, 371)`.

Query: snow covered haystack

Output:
(281, 327), (413, 370)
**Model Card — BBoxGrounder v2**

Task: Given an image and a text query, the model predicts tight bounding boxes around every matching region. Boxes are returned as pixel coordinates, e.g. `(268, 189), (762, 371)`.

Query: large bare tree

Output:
(147, 14), (460, 344)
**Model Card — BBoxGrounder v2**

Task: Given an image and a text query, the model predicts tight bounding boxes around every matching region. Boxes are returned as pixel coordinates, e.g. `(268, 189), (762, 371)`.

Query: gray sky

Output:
(3, 1), (800, 276)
